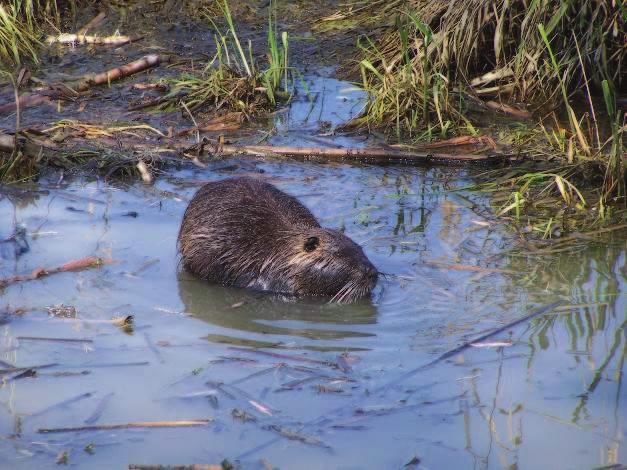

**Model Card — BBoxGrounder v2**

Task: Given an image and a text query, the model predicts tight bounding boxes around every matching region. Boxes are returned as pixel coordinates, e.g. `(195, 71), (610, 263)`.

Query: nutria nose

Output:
(365, 266), (378, 283)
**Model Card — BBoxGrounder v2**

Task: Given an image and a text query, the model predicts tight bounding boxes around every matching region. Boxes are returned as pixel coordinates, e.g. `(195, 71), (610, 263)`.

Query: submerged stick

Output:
(0, 54), (165, 115)
(77, 11), (107, 35)
(425, 262), (518, 274)
(228, 346), (337, 367)
(30, 392), (94, 417)
(84, 392), (114, 424)
(38, 419), (212, 433)
(370, 301), (562, 391)
(211, 144), (508, 164)
(0, 94), (52, 114)
(16, 336), (93, 343)
(68, 361), (149, 368)
(0, 256), (110, 288)
(0, 363), (58, 375)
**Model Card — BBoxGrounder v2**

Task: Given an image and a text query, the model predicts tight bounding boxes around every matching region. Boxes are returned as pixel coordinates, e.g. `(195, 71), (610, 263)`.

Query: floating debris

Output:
(262, 424), (330, 449)
(45, 304), (78, 318)
(231, 408), (257, 423)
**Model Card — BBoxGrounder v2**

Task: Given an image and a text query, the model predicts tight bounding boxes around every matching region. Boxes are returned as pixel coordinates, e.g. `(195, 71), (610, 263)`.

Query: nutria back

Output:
(178, 177), (377, 302)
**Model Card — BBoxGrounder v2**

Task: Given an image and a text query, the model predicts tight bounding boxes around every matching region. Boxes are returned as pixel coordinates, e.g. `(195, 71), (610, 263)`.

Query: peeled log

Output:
(45, 33), (140, 46)
(211, 144), (509, 164)
(72, 54), (162, 92)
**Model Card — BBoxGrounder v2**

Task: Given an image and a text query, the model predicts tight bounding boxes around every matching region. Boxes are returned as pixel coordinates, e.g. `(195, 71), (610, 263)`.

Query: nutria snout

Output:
(177, 177), (378, 302)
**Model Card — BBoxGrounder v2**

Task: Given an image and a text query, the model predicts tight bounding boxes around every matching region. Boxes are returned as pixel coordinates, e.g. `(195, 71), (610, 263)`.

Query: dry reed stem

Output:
(38, 419), (213, 433)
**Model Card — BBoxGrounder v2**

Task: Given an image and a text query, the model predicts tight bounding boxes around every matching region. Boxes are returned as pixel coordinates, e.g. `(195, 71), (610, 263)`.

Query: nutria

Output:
(178, 177), (378, 302)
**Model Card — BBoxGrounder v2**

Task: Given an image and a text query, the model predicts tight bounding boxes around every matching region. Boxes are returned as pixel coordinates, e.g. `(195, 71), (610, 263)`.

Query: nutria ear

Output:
(304, 236), (320, 252)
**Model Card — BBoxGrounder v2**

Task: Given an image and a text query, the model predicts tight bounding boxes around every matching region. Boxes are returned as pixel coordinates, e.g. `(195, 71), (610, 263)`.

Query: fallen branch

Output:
(0, 55), (164, 115)
(46, 33), (141, 47)
(72, 54), (162, 93)
(211, 144), (508, 164)
(0, 256), (111, 288)
(38, 419), (212, 433)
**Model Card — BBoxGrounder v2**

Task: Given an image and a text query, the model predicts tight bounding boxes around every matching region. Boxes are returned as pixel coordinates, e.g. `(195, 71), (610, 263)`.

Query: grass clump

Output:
(353, 0), (625, 232)
(0, 1), (43, 66)
(162, 0), (292, 117)
(355, 0), (624, 131)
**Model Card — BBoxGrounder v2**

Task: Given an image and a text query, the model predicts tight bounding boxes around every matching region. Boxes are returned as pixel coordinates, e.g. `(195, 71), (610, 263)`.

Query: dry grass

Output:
(350, 0), (625, 227)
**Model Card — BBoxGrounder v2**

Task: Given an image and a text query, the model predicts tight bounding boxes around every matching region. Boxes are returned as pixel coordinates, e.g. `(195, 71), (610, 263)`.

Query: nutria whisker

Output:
(178, 177), (378, 302)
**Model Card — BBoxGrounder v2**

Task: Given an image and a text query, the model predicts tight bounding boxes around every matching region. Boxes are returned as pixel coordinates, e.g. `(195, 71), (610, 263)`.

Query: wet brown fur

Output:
(178, 177), (377, 302)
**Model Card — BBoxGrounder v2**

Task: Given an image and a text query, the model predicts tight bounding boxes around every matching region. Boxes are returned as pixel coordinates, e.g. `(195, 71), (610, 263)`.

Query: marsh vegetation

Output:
(0, 4), (625, 467)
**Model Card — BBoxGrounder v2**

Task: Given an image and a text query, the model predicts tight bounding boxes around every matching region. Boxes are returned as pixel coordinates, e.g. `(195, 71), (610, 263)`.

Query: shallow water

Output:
(0, 155), (625, 469)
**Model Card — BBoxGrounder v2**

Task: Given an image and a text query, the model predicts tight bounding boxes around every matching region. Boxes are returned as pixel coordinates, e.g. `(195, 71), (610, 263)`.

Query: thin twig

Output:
(38, 419), (212, 433)
(84, 392), (114, 424)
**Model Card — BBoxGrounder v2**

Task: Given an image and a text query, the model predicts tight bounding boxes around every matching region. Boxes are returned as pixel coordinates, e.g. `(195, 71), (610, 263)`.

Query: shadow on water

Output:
(177, 272), (378, 351)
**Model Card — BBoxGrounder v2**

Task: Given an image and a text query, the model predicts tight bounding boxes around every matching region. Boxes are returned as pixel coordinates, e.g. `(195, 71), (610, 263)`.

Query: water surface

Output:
(0, 158), (624, 469)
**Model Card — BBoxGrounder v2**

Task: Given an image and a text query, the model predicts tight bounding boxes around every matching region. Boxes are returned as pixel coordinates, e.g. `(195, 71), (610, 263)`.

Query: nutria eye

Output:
(304, 236), (319, 252)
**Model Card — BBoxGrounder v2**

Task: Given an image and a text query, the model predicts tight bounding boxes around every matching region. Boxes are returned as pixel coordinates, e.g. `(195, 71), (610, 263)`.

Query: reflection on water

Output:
(269, 68), (372, 149)
(178, 273), (377, 350)
(0, 159), (625, 469)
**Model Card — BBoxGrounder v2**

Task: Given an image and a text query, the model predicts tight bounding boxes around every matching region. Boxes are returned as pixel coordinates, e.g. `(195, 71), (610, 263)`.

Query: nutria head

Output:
(178, 177), (378, 303)
(266, 226), (378, 302)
